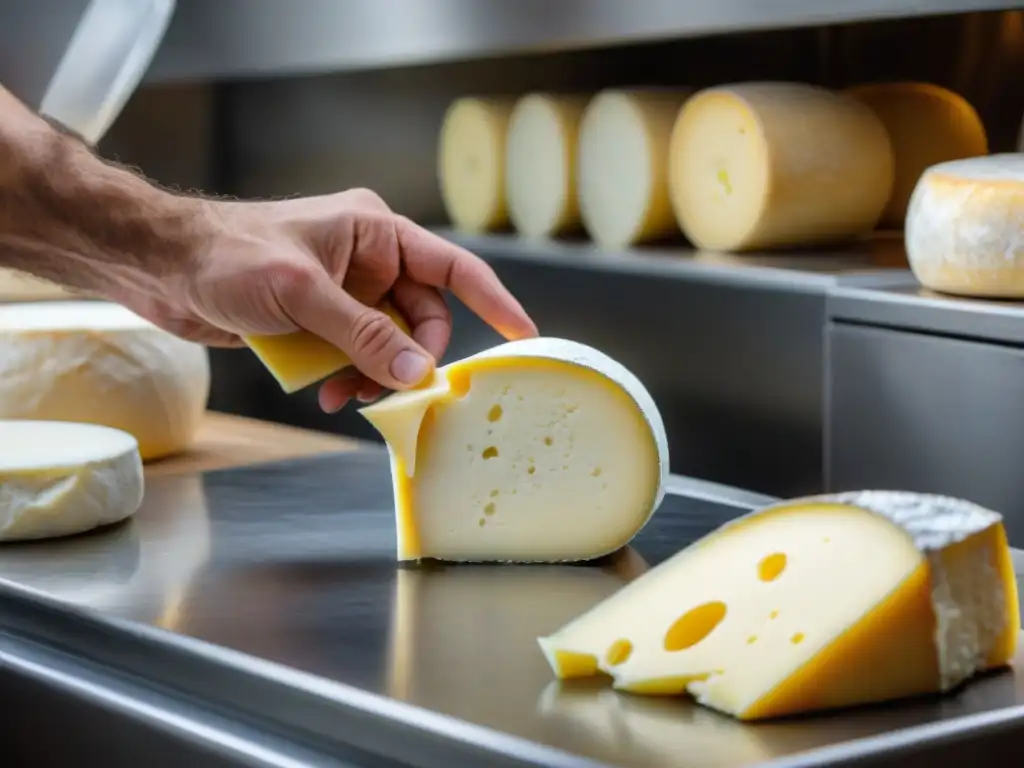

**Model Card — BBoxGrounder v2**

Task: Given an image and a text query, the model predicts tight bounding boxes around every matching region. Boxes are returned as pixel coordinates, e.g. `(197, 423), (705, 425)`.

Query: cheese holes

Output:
(484, 502), (496, 516)
(664, 601), (727, 652)
(605, 639), (633, 666)
(543, 436), (553, 446)
(481, 446), (499, 460)
(487, 404), (503, 422)
(790, 632), (805, 645)
(757, 552), (787, 582)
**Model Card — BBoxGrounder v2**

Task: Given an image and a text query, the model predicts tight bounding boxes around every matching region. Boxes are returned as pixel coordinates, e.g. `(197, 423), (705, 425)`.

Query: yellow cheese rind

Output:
(360, 337), (669, 563)
(846, 82), (988, 229)
(438, 97), (517, 233)
(538, 490), (1017, 721)
(905, 154), (1024, 298)
(246, 302), (410, 393)
(668, 82), (894, 252)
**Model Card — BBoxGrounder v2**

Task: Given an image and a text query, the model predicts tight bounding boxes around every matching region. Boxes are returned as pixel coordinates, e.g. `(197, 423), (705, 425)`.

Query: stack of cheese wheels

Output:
(668, 82), (895, 252)
(437, 96), (517, 234)
(846, 82), (988, 229)
(578, 89), (692, 250)
(0, 300), (210, 460)
(505, 93), (590, 239)
(906, 154), (1024, 297)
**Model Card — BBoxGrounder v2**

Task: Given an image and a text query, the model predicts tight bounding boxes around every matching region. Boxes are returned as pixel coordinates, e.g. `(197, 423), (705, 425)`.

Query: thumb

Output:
(283, 266), (435, 390)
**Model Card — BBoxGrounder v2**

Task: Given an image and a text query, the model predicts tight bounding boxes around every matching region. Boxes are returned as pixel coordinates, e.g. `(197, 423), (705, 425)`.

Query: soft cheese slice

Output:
(846, 82), (988, 229)
(668, 82), (894, 252)
(246, 302), (411, 393)
(578, 89), (691, 250)
(438, 96), (517, 233)
(0, 420), (144, 542)
(0, 301), (209, 460)
(906, 154), (1024, 298)
(506, 93), (590, 239)
(359, 338), (669, 563)
(538, 491), (1018, 721)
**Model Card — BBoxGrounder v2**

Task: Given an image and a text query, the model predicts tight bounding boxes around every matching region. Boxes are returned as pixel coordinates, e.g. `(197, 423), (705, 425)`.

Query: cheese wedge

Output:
(246, 302), (410, 393)
(0, 420), (144, 542)
(578, 89), (691, 250)
(906, 154), (1024, 298)
(359, 338), (669, 562)
(506, 93), (590, 239)
(538, 491), (1018, 721)
(668, 82), (894, 252)
(846, 82), (988, 229)
(438, 96), (517, 233)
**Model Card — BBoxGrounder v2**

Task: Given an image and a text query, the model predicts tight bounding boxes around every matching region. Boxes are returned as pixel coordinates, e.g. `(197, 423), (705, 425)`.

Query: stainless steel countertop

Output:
(2, 448), (1024, 768)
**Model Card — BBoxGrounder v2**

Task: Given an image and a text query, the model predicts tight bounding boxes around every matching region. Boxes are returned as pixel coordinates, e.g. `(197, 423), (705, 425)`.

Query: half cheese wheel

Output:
(668, 82), (894, 252)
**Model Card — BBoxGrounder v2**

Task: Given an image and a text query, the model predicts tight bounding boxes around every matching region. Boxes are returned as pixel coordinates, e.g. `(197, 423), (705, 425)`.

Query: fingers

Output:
(390, 275), (451, 361)
(318, 369), (381, 413)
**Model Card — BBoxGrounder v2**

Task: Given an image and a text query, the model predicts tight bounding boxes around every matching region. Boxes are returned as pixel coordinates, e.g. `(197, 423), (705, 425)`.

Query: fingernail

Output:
(391, 350), (431, 385)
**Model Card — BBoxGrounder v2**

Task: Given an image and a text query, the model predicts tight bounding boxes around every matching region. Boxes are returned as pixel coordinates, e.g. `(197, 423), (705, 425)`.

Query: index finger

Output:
(394, 217), (538, 341)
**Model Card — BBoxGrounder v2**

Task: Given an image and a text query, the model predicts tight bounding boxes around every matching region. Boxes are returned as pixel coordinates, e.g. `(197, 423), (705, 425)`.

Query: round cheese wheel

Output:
(437, 97), (516, 234)
(578, 89), (691, 250)
(0, 420), (143, 541)
(668, 82), (894, 252)
(506, 93), (590, 239)
(0, 301), (210, 460)
(847, 82), (988, 228)
(906, 154), (1024, 297)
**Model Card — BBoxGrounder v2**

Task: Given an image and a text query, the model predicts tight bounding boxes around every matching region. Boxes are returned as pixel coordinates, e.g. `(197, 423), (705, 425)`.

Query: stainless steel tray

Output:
(1, 447), (1023, 767)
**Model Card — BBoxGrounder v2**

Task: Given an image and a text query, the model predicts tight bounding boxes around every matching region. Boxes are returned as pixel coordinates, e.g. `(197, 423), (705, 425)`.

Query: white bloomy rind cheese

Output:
(906, 154), (1024, 298)
(360, 338), (669, 563)
(0, 420), (144, 542)
(538, 491), (1018, 721)
(668, 82), (894, 252)
(578, 89), (691, 250)
(505, 93), (590, 239)
(438, 96), (517, 234)
(0, 301), (210, 460)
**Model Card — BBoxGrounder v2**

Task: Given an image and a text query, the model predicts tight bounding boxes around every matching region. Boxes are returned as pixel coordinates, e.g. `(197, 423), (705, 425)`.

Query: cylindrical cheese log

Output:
(668, 82), (895, 252)
(506, 93), (590, 239)
(847, 82), (988, 229)
(578, 89), (691, 250)
(906, 154), (1024, 298)
(0, 301), (210, 460)
(437, 97), (517, 234)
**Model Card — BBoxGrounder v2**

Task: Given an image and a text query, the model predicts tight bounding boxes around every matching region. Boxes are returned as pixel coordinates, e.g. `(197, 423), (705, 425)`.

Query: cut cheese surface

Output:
(906, 154), (1024, 298)
(246, 302), (411, 393)
(847, 82), (988, 228)
(578, 89), (691, 250)
(0, 420), (144, 542)
(506, 93), (590, 239)
(538, 491), (1018, 721)
(0, 301), (209, 461)
(359, 338), (669, 563)
(438, 97), (516, 234)
(668, 82), (894, 252)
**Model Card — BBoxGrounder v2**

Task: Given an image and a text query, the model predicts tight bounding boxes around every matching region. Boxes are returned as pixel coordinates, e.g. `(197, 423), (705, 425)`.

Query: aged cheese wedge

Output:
(438, 96), (517, 233)
(359, 338), (669, 562)
(847, 82), (988, 229)
(668, 82), (894, 252)
(906, 154), (1024, 298)
(246, 302), (411, 393)
(506, 93), (590, 239)
(0, 421), (144, 542)
(0, 301), (209, 460)
(578, 89), (691, 250)
(538, 491), (1018, 721)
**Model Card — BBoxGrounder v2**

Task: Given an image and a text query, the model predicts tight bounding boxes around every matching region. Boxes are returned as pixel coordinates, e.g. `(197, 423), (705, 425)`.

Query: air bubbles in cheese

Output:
(506, 93), (590, 239)
(247, 302), (411, 393)
(0, 301), (209, 460)
(359, 338), (669, 563)
(578, 89), (691, 250)
(438, 97), (516, 234)
(538, 491), (1018, 721)
(906, 154), (1024, 298)
(847, 82), (988, 228)
(0, 420), (143, 542)
(668, 82), (894, 252)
